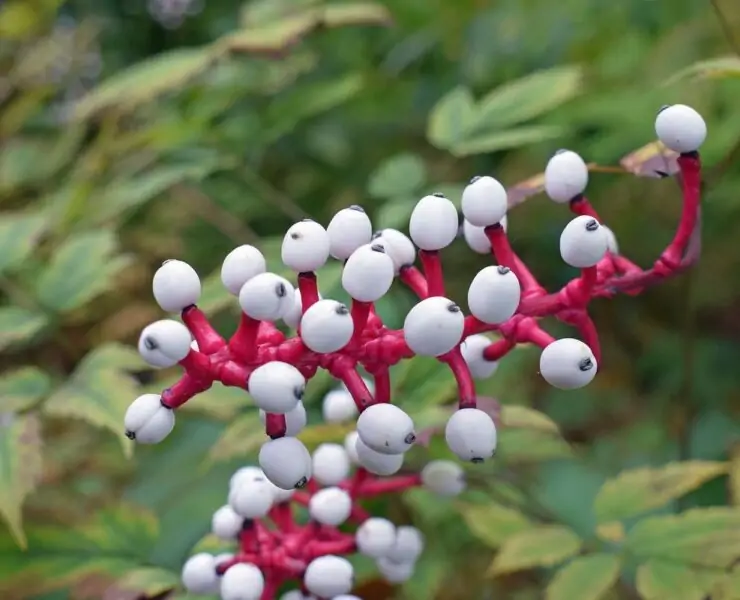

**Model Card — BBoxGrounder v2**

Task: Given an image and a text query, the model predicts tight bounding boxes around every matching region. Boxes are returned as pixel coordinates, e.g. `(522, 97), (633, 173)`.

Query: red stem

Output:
(329, 359), (374, 411)
(298, 272), (320, 311)
(438, 347), (476, 409)
(160, 373), (211, 408)
(357, 474), (422, 497)
(181, 306), (225, 354)
(419, 250), (445, 297)
(485, 224), (544, 296)
(264, 413), (287, 439)
(350, 300), (372, 343)
(398, 266), (428, 298)
(482, 338), (516, 361)
(372, 370), (391, 403)
(660, 153), (701, 267)
(229, 314), (261, 362)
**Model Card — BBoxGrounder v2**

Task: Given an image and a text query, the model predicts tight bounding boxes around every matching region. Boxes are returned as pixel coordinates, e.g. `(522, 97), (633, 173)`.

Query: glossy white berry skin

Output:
(655, 104), (706, 154)
(220, 563), (264, 600)
(408, 194), (459, 251)
(463, 215), (507, 254)
(377, 557), (415, 583)
(421, 460), (466, 497)
(259, 437), (312, 490)
(124, 394), (174, 444)
(312, 443), (351, 486)
(282, 289), (323, 329)
(461, 176), (508, 227)
(229, 466), (264, 491)
(258, 402), (307, 436)
(211, 505), (244, 540)
(239, 273), (295, 321)
(304, 555), (354, 598)
(355, 517), (396, 558)
(445, 408), (497, 463)
(300, 299), (353, 353)
(221, 245), (266, 296)
(228, 477), (275, 518)
(278, 592), (309, 600)
(308, 487), (353, 526)
(248, 362), (305, 414)
(282, 220), (331, 273)
(322, 389), (358, 423)
(540, 338), (597, 389)
(371, 229), (416, 273)
(460, 334), (499, 380)
(560, 215), (608, 268)
(544, 150), (589, 203)
(152, 259), (201, 312)
(182, 553), (219, 594)
(403, 296), (465, 357)
(357, 404), (416, 455)
(342, 243), (395, 302)
(467, 266), (521, 325)
(387, 526), (424, 563)
(344, 431), (361, 464)
(355, 436), (404, 475)
(137, 320), (192, 369)
(327, 206), (373, 260)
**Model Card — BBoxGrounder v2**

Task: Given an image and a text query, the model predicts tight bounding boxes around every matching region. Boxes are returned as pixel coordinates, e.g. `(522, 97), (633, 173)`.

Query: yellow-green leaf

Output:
(546, 554), (621, 600)
(190, 532), (236, 555)
(113, 567), (179, 597)
(0, 211), (48, 274)
(0, 307), (48, 352)
(496, 428), (573, 462)
(322, 2), (392, 27)
(457, 501), (534, 549)
(665, 56), (740, 85)
(500, 405), (561, 434)
(207, 412), (265, 463)
(474, 66), (583, 130)
(199, 270), (237, 315)
(730, 444), (740, 506)
(0, 367), (52, 413)
(636, 559), (724, 600)
(593, 461), (728, 523)
(0, 413), (43, 548)
(298, 422), (353, 450)
(35, 230), (132, 312)
(625, 507), (740, 569)
(489, 525), (582, 576)
(451, 125), (565, 157)
(367, 153), (427, 198)
(180, 383), (251, 420)
(427, 86), (477, 149)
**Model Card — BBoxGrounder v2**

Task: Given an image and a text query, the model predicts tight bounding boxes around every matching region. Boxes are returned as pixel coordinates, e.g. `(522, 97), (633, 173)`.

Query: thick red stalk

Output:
(297, 272), (320, 311)
(419, 250), (445, 297)
(439, 348), (477, 409)
(229, 314), (261, 362)
(181, 306), (225, 354)
(350, 300), (372, 343)
(398, 265), (428, 298)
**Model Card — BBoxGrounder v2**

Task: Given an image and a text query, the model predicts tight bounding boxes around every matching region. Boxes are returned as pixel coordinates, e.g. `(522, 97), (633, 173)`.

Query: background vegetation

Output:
(1, 0), (740, 598)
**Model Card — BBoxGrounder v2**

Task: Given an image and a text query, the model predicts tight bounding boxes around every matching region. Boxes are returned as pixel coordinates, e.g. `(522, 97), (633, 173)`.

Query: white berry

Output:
(603, 225), (619, 254)
(259, 437), (312, 490)
(239, 272), (295, 321)
(124, 393), (175, 444)
(655, 104), (706, 154)
(355, 436), (404, 475)
(403, 296), (465, 357)
(445, 408), (497, 463)
(152, 259), (201, 312)
(229, 466), (264, 491)
(228, 478), (274, 518)
(181, 553), (219, 594)
(304, 555), (354, 598)
(282, 289), (323, 329)
(248, 361), (305, 414)
(387, 526), (424, 563)
(327, 206), (373, 260)
(560, 215), (608, 268)
(308, 487), (353, 526)
(344, 431), (361, 464)
(357, 404), (416, 455)
(460, 334), (498, 380)
(355, 517), (396, 558)
(421, 460), (466, 497)
(461, 175), (508, 227)
(467, 266), (521, 325)
(371, 229), (416, 273)
(137, 319), (192, 368)
(322, 389), (358, 423)
(544, 150), (589, 203)
(342, 243), (394, 302)
(377, 557), (415, 583)
(279, 592), (309, 600)
(409, 193), (459, 251)
(300, 299), (353, 353)
(282, 219), (331, 273)
(540, 338), (597, 389)
(212, 505), (244, 540)
(220, 563), (264, 600)
(221, 245), (266, 295)
(259, 401), (307, 436)
(463, 215), (507, 254)
(312, 443), (351, 486)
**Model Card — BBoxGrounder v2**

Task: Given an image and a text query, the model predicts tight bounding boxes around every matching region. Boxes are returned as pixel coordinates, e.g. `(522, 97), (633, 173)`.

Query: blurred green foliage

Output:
(1, 0), (740, 598)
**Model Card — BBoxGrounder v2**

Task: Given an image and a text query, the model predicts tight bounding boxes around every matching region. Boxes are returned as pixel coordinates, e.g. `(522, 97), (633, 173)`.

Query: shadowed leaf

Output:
(730, 444), (740, 506)
(0, 307), (48, 352)
(0, 211), (48, 275)
(0, 367), (52, 412)
(546, 553), (621, 600)
(488, 524), (582, 576)
(207, 411), (265, 463)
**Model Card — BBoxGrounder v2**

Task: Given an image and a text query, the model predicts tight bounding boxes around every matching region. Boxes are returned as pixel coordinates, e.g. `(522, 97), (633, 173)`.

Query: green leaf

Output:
(427, 86), (476, 149)
(450, 125), (565, 156)
(35, 230), (132, 312)
(474, 66), (583, 131)
(367, 153), (427, 199)
(488, 524), (582, 576)
(207, 412), (266, 463)
(0, 367), (52, 413)
(73, 48), (214, 121)
(500, 405), (561, 434)
(0, 413), (43, 549)
(496, 428), (573, 462)
(457, 501), (534, 549)
(0, 307), (48, 352)
(546, 553), (621, 600)
(199, 270), (236, 315)
(665, 56), (740, 85)
(298, 422), (353, 450)
(373, 196), (416, 229)
(113, 566), (180, 597)
(593, 461), (728, 523)
(179, 382), (250, 420)
(43, 343), (143, 457)
(625, 507), (740, 569)
(636, 559), (724, 600)
(0, 505), (159, 597)
(0, 211), (48, 275)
